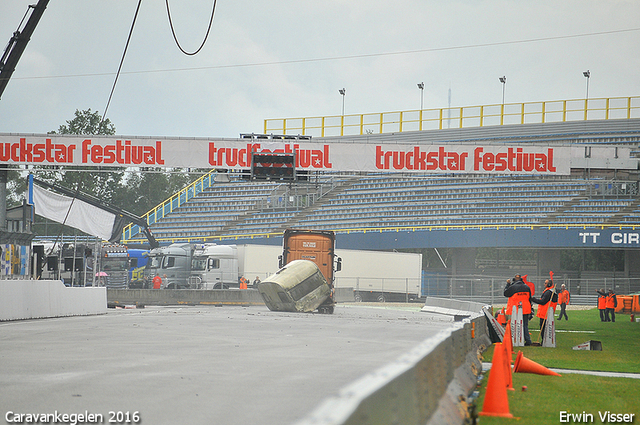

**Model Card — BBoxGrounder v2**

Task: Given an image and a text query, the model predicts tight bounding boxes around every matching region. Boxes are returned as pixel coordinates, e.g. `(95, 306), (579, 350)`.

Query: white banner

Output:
(3, 134), (631, 175)
(32, 184), (116, 240)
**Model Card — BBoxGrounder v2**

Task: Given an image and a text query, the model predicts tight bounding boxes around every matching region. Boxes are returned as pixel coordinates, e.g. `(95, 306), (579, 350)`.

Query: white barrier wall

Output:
(0, 280), (106, 321)
(296, 314), (490, 425)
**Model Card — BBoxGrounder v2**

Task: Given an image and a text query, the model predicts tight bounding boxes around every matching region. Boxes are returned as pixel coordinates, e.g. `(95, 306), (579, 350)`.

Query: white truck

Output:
(144, 242), (422, 302)
(143, 243), (282, 289)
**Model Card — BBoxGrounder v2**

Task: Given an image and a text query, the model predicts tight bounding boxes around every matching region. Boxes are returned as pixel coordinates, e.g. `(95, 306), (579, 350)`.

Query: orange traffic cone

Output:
(513, 351), (561, 377)
(479, 343), (514, 418)
(504, 321), (514, 364)
(502, 341), (515, 391)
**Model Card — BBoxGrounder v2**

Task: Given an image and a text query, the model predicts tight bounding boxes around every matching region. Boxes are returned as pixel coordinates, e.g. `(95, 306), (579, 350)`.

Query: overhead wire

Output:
(98, 0), (215, 127)
(10, 26), (640, 82)
(99, 0), (143, 129)
(165, 0), (217, 56)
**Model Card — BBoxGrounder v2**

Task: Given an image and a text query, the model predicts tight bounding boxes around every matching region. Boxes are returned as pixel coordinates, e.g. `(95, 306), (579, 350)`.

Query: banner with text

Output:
(0, 134), (587, 175)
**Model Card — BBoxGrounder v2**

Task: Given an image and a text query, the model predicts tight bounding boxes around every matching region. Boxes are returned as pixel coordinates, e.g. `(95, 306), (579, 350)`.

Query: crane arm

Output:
(0, 0), (50, 99)
(31, 177), (160, 249)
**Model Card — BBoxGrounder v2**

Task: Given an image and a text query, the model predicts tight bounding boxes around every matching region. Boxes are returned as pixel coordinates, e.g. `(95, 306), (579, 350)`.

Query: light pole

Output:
(417, 82), (425, 131)
(583, 70), (590, 99)
(583, 71), (590, 120)
(499, 76), (506, 104)
(339, 88), (346, 135)
(499, 76), (506, 125)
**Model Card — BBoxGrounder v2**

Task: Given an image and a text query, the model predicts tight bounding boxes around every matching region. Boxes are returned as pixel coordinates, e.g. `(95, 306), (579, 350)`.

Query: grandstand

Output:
(136, 174), (638, 242)
(122, 118), (640, 246)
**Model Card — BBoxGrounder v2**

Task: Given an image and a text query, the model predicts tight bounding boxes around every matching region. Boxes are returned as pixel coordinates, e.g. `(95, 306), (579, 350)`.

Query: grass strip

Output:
(474, 308), (640, 423)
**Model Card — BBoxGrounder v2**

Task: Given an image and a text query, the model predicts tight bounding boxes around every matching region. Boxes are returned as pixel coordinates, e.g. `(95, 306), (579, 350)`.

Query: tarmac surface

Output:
(0, 304), (454, 425)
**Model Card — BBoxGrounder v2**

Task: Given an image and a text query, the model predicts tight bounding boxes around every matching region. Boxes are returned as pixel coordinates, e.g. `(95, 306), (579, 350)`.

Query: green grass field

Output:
(474, 308), (640, 424)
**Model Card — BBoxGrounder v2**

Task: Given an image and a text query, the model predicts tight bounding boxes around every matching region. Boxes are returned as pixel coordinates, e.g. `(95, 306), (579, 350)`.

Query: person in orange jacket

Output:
(239, 275), (248, 290)
(503, 276), (533, 346)
(596, 288), (608, 321)
(605, 289), (618, 322)
(152, 273), (163, 289)
(532, 279), (558, 343)
(557, 284), (570, 320)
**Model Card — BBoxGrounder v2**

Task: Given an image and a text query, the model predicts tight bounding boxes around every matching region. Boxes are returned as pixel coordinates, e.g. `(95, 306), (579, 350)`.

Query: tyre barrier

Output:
(295, 313), (490, 425)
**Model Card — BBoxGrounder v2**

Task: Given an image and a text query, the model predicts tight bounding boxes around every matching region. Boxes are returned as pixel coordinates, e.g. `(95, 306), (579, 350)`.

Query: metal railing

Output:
(421, 275), (640, 306)
(264, 96), (640, 137)
(121, 170), (218, 242)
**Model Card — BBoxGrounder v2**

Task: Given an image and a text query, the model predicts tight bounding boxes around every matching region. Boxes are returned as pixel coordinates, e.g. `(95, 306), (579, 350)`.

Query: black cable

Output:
(165, 0), (217, 56)
(100, 0), (143, 128)
(10, 26), (640, 81)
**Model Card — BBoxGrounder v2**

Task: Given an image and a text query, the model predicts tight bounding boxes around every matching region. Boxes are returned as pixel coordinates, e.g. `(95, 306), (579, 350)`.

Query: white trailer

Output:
(333, 249), (422, 302)
(190, 244), (281, 289)
(238, 244), (283, 284)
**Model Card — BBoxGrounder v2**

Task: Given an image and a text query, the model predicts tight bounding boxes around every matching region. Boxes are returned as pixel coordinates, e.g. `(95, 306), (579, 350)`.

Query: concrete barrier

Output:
(421, 297), (489, 320)
(295, 311), (490, 425)
(0, 280), (106, 321)
(107, 288), (265, 307)
(107, 286), (355, 307)
(108, 289), (490, 424)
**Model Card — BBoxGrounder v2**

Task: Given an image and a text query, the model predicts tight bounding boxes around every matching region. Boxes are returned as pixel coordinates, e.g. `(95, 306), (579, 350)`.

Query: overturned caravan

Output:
(258, 260), (334, 313)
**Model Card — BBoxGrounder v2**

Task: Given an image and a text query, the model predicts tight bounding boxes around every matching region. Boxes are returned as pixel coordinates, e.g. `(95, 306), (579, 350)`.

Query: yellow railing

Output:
(121, 170), (218, 243)
(264, 96), (640, 137)
(121, 222), (639, 245)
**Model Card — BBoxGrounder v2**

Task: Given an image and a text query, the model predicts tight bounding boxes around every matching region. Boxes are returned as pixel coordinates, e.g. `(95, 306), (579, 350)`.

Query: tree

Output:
(8, 109), (119, 208)
(29, 109), (122, 236)
(119, 168), (202, 216)
(24, 108), (202, 238)
(46, 109), (123, 202)
(51, 108), (116, 136)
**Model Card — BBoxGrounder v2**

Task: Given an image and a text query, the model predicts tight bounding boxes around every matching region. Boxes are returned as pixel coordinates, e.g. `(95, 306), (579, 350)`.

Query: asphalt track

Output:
(0, 304), (454, 425)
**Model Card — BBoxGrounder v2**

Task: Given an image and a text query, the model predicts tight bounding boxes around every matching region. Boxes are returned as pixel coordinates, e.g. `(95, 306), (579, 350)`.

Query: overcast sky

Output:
(1, 0), (639, 139)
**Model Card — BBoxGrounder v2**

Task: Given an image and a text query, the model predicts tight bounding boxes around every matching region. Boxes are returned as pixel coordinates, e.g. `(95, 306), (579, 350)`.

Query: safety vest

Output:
(606, 294), (616, 309)
(597, 294), (606, 309)
(558, 290), (570, 305)
(506, 295), (516, 315)
(509, 291), (532, 314)
(239, 277), (248, 290)
(152, 276), (162, 289)
(537, 287), (554, 319)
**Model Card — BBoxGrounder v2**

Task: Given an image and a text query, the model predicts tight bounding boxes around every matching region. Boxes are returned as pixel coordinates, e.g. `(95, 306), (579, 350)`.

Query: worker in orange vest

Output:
(557, 284), (570, 321)
(503, 276), (533, 346)
(605, 289), (618, 322)
(532, 279), (558, 343)
(596, 288), (608, 321)
(152, 274), (163, 289)
(239, 276), (248, 290)
(505, 275), (525, 317)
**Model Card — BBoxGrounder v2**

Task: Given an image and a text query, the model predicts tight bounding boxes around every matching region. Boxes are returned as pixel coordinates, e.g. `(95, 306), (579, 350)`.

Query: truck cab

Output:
(278, 229), (341, 313)
(280, 229), (341, 284)
(99, 243), (130, 288)
(190, 244), (239, 289)
(144, 243), (193, 289)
